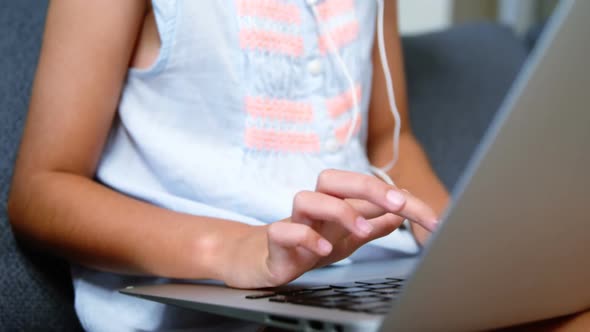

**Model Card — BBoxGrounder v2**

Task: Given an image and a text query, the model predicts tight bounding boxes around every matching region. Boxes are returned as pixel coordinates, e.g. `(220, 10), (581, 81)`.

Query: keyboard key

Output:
(347, 291), (382, 298)
(245, 292), (276, 299)
(275, 288), (308, 296)
(329, 282), (360, 288)
(361, 284), (400, 290)
(293, 289), (344, 299)
(354, 278), (392, 285)
(333, 287), (369, 293)
(269, 295), (287, 303)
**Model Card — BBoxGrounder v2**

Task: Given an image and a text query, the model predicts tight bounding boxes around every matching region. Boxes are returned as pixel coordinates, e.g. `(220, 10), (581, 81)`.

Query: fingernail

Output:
(318, 238), (333, 254)
(386, 190), (406, 207)
(355, 216), (373, 235)
(424, 219), (440, 232)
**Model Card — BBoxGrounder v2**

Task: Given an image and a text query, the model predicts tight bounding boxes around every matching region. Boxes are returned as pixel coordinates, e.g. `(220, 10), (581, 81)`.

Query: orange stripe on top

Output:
(335, 116), (362, 143)
(245, 127), (320, 152)
(319, 21), (360, 54)
(316, 0), (355, 22)
(326, 84), (362, 118)
(236, 0), (301, 25)
(240, 29), (304, 57)
(245, 97), (313, 123)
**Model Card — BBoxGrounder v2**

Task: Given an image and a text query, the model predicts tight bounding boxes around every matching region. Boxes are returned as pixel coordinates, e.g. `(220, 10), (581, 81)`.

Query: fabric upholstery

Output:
(403, 22), (528, 189)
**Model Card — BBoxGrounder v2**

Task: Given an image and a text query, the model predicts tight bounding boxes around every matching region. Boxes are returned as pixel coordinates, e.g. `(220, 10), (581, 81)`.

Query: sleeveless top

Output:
(72, 1), (419, 331)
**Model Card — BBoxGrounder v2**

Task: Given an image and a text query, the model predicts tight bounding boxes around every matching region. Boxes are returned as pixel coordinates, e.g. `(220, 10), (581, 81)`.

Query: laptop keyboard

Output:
(245, 277), (404, 315)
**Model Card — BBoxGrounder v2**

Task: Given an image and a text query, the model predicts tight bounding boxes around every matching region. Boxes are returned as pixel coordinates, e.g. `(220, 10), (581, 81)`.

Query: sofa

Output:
(0, 1), (528, 330)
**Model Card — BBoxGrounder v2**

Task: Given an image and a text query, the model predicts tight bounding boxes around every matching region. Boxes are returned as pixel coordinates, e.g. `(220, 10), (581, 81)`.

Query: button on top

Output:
(307, 58), (322, 76)
(325, 139), (340, 153)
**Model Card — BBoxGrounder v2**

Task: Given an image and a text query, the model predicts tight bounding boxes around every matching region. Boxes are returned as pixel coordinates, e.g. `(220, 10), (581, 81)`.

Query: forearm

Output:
(8, 171), (253, 280)
(9, 0), (270, 286)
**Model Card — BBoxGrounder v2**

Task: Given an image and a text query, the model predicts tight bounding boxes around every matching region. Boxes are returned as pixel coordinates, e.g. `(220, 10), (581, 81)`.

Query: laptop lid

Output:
(384, 0), (590, 330)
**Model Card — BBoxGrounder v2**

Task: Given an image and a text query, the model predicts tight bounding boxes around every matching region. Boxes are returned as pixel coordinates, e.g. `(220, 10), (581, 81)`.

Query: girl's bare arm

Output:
(7, 0), (238, 279)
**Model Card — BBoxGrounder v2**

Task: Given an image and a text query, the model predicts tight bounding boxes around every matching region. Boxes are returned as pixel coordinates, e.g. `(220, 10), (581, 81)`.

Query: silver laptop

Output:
(121, 0), (590, 330)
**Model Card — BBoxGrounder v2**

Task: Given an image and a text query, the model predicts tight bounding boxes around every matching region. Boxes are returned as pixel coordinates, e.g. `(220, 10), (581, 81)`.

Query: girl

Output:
(8, 0), (449, 330)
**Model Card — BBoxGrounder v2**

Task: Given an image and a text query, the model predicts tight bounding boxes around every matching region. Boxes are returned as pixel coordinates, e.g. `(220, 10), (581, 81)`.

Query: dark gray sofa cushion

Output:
(404, 22), (528, 189)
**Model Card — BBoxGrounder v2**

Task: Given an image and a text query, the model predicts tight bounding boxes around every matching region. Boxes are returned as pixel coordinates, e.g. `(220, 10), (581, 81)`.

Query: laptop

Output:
(121, 0), (590, 330)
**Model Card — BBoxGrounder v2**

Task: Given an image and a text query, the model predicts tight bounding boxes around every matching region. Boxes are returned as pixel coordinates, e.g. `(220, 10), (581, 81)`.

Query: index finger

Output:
(315, 169), (439, 231)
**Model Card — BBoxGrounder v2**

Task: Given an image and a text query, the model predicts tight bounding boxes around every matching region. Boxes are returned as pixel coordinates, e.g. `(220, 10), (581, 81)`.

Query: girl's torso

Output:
(97, 0), (377, 224)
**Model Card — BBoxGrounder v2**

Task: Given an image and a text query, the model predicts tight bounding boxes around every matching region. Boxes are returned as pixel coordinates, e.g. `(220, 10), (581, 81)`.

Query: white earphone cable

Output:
(374, 0), (401, 173)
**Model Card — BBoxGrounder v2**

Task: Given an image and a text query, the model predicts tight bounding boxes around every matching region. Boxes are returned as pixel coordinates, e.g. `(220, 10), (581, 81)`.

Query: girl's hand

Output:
(222, 169), (439, 289)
